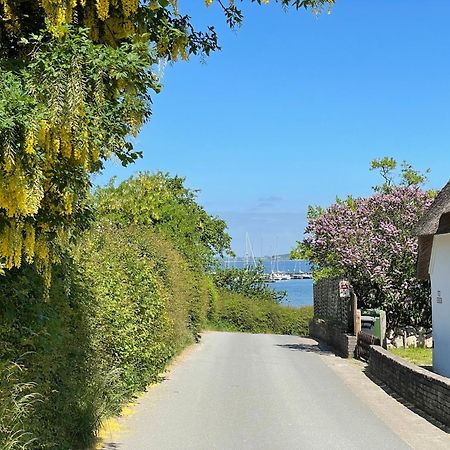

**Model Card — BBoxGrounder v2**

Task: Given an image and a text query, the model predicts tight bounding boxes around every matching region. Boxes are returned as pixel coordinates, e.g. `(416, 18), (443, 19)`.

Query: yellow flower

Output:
(24, 130), (35, 154)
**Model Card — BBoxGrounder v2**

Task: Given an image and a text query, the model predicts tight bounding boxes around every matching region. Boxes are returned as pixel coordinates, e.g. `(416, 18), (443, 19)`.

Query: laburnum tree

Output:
(0, 0), (334, 279)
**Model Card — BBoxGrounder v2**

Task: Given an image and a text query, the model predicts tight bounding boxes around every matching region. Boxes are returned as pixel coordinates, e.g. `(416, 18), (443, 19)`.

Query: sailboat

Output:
(268, 252), (291, 281)
(244, 232), (258, 270)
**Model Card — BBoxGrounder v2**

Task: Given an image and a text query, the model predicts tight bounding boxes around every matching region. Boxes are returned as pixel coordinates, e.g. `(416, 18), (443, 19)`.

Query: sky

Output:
(95, 0), (450, 257)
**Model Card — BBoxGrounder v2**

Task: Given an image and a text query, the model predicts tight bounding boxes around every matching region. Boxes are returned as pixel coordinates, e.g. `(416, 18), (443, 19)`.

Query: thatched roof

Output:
(415, 180), (450, 236)
(416, 180), (450, 280)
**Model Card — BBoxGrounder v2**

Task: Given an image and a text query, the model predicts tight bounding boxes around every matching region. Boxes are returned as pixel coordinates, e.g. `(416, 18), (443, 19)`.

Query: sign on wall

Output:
(339, 280), (351, 299)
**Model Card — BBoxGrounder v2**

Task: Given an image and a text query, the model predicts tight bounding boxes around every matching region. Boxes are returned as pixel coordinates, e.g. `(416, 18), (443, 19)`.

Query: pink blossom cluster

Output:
(303, 187), (433, 327)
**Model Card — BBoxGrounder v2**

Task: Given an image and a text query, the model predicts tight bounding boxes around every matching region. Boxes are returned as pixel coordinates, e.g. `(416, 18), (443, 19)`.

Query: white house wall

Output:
(429, 233), (450, 378)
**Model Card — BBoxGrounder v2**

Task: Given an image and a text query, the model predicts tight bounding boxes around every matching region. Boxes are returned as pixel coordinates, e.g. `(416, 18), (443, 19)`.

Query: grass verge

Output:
(389, 347), (432, 367)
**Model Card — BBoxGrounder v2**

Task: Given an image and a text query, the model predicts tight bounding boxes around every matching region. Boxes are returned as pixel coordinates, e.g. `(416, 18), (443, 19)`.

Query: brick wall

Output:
(310, 318), (357, 358)
(368, 345), (450, 426)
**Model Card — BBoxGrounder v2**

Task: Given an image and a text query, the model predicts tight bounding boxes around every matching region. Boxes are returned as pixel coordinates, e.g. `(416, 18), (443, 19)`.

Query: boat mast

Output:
(245, 232), (257, 269)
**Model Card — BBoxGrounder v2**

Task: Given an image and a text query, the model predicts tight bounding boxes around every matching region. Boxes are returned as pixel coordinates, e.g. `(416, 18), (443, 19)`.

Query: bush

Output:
(0, 222), (216, 449)
(0, 259), (102, 449)
(213, 291), (313, 336)
(297, 186), (432, 328)
(213, 264), (285, 303)
(75, 221), (217, 405)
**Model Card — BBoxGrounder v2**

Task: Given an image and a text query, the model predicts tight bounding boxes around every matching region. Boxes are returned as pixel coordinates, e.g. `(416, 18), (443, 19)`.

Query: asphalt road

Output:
(102, 332), (413, 450)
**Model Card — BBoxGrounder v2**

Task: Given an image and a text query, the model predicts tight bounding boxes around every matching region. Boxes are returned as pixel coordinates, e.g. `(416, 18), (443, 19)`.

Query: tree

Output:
(213, 263), (285, 303)
(370, 156), (431, 193)
(293, 158), (433, 328)
(0, 0), (333, 277)
(94, 172), (232, 268)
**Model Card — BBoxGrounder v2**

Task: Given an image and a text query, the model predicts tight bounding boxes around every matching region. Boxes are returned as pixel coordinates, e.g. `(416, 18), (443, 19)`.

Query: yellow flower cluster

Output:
(96, 0), (109, 20)
(0, 221), (23, 269)
(0, 114), (100, 275)
(37, 0), (141, 40)
(0, 163), (44, 269)
(121, 0), (138, 18)
(37, 120), (99, 170)
(171, 36), (189, 61)
(0, 0), (19, 33)
(0, 216), (53, 272)
(0, 168), (43, 219)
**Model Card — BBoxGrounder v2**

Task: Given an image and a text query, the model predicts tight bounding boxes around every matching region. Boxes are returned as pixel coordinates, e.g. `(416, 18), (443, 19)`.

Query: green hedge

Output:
(213, 291), (313, 336)
(0, 259), (100, 449)
(0, 223), (215, 449)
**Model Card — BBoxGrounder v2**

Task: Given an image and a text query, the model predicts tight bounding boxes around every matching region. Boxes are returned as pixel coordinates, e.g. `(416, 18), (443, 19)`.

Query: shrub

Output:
(296, 187), (432, 329)
(76, 221), (215, 403)
(0, 222), (216, 449)
(213, 263), (285, 303)
(214, 291), (313, 336)
(0, 259), (102, 449)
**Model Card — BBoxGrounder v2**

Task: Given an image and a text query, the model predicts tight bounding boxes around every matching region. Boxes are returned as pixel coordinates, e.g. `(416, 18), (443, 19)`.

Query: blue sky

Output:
(96, 0), (450, 256)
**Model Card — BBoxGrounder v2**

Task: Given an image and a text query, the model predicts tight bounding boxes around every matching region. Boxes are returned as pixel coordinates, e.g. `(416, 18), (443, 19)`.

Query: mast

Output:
(245, 232), (257, 269)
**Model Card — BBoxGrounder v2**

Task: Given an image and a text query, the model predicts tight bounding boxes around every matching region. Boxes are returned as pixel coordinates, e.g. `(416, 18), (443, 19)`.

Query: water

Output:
(271, 278), (313, 308)
(222, 258), (313, 308)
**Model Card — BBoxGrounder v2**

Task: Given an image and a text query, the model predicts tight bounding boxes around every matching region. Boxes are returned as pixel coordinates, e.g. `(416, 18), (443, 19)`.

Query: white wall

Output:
(430, 233), (450, 378)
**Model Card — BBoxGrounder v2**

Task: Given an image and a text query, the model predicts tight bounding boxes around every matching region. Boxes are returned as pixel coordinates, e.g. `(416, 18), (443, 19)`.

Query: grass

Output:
(204, 320), (241, 333)
(389, 347), (432, 367)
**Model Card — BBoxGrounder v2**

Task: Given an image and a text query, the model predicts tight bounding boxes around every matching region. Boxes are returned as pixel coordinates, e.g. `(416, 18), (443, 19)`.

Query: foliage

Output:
(0, 362), (38, 450)
(0, 259), (103, 449)
(0, 0), (331, 274)
(370, 156), (431, 193)
(211, 290), (313, 335)
(0, 0), (335, 52)
(76, 219), (217, 440)
(0, 224), (216, 449)
(76, 224), (173, 404)
(94, 172), (232, 268)
(0, 28), (157, 279)
(295, 159), (433, 328)
(213, 263), (285, 302)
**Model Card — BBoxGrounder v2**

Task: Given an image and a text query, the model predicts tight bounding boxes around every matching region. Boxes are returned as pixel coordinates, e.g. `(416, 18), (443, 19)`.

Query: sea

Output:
(222, 259), (313, 309)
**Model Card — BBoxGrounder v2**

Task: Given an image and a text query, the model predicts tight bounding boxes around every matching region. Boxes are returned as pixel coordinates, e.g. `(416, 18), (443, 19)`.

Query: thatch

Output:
(417, 235), (433, 280)
(415, 180), (450, 280)
(415, 180), (450, 236)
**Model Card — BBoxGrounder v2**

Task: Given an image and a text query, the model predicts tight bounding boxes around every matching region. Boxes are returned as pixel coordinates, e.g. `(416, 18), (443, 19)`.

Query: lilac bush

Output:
(298, 187), (433, 328)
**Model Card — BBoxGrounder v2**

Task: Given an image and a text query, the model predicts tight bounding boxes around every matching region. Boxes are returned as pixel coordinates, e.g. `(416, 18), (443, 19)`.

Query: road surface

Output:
(101, 332), (450, 450)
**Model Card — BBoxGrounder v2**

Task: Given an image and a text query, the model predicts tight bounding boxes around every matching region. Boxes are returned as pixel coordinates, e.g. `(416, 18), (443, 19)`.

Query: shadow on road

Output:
(275, 341), (333, 356)
(363, 368), (450, 434)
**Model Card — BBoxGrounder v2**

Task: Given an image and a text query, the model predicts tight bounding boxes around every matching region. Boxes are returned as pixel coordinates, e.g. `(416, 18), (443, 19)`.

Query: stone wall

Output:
(386, 326), (432, 349)
(309, 318), (357, 358)
(368, 345), (450, 426)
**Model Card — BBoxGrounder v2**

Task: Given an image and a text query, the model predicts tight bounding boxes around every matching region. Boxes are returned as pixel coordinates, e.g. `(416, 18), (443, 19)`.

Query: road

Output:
(101, 332), (450, 450)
